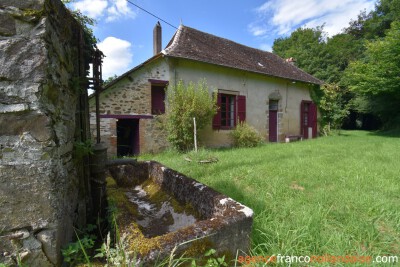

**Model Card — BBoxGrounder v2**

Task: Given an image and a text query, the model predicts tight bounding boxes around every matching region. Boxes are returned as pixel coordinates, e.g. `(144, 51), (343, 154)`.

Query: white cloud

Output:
(97, 37), (133, 79)
(106, 0), (136, 22)
(250, 0), (376, 37)
(248, 23), (268, 37)
(71, 0), (136, 22)
(72, 0), (108, 19)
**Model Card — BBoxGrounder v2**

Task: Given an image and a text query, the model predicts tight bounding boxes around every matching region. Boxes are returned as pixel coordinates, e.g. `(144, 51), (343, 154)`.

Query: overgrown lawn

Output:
(140, 131), (400, 265)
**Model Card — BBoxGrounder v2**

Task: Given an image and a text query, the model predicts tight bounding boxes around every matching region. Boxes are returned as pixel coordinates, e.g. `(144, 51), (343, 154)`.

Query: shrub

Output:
(230, 122), (263, 147)
(318, 83), (349, 135)
(166, 79), (217, 151)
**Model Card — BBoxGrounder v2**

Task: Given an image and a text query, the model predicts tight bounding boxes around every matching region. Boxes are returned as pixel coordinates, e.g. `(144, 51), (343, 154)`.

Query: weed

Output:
(62, 226), (97, 266)
(230, 122), (263, 148)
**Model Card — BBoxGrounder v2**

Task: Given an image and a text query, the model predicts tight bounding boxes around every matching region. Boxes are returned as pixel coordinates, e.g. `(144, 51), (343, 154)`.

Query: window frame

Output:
(213, 91), (246, 130)
(150, 79), (168, 115)
(220, 93), (237, 129)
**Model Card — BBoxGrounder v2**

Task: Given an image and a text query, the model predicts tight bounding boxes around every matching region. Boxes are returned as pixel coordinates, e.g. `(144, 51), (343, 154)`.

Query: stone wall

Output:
(89, 58), (169, 156)
(0, 0), (91, 266)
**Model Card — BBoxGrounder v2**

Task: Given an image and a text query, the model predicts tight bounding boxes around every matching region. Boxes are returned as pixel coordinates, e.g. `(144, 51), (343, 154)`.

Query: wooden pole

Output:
(193, 117), (197, 152)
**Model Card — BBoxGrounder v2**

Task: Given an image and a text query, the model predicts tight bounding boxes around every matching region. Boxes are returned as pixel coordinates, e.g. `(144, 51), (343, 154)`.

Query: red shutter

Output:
(310, 102), (317, 138)
(151, 87), (165, 114)
(237, 95), (246, 123)
(300, 101), (305, 137)
(212, 93), (222, 130)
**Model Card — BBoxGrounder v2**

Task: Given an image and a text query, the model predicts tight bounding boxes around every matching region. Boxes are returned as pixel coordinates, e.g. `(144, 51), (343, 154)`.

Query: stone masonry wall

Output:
(89, 58), (169, 156)
(0, 0), (90, 266)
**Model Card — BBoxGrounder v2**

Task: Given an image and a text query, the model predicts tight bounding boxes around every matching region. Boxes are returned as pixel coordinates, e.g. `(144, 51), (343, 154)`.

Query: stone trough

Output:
(107, 160), (253, 265)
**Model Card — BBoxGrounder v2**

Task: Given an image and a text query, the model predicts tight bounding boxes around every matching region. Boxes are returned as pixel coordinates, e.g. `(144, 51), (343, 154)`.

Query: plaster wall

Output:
(170, 59), (313, 146)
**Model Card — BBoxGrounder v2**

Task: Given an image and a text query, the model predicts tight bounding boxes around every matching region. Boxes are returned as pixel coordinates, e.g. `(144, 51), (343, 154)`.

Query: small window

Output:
(151, 85), (165, 115)
(269, 100), (279, 111)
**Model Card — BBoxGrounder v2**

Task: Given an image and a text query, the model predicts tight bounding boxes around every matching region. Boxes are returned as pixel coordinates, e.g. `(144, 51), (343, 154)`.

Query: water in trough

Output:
(124, 180), (200, 238)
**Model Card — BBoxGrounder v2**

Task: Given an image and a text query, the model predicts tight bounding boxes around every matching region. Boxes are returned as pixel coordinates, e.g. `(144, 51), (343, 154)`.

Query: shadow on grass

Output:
(367, 128), (400, 138)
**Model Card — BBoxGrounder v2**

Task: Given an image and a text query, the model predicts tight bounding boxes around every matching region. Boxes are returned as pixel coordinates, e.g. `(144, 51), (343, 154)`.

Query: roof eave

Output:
(165, 55), (323, 85)
(100, 53), (164, 91)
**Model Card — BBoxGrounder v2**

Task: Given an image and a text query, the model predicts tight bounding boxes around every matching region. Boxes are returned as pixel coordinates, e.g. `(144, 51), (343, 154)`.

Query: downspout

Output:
(286, 82), (289, 135)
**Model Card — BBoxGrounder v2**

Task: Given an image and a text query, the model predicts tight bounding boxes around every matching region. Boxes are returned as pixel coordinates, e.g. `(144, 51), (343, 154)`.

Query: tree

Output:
(103, 74), (118, 86)
(62, 0), (97, 48)
(345, 0), (400, 40)
(325, 34), (364, 84)
(344, 21), (400, 125)
(273, 27), (328, 80)
(318, 84), (350, 135)
(166, 80), (217, 151)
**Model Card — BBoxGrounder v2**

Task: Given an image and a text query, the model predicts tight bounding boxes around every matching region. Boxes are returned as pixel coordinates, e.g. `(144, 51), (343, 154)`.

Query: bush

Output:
(166, 79), (217, 151)
(318, 83), (349, 135)
(230, 122), (263, 148)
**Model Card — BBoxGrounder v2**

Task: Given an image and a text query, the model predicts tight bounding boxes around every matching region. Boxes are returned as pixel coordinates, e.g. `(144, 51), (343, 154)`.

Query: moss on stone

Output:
(106, 176), (204, 259)
(40, 152), (50, 160)
(15, 8), (45, 23)
(184, 237), (214, 257)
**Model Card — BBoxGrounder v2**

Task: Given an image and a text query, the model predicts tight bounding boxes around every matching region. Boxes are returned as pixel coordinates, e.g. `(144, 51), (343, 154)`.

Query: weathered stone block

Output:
(0, 81), (40, 106)
(0, 103), (28, 113)
(0, 112), (52, 142)
(0, 164), (55, 228)
(0, 0), (45, 10)
(0, 36), (46, 82)
(36, 229), (58, 265)
(0, 12), (16, 36)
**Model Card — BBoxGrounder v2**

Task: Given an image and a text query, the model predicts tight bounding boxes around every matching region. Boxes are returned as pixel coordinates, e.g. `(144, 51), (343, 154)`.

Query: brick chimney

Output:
(285, 57), (296, 65)
(153, 21), (162, 55)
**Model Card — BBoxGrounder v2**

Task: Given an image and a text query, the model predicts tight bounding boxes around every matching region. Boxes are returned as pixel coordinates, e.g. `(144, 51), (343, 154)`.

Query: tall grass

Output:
(140, 131), (400, 266)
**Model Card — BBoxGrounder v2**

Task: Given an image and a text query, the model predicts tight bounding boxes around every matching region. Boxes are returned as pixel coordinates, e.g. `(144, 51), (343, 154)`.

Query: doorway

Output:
(301, 101), (317, 139)
(117, 119), (139, 156)
(269, 100), (278, 142)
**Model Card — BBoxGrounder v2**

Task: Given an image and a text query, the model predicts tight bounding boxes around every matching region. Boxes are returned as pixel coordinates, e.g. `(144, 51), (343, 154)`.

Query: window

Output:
(221, 94), (236, 127)
(213, 92), (246, 129)
(269, 100), (279, 111)
(151, 85), (166, 115)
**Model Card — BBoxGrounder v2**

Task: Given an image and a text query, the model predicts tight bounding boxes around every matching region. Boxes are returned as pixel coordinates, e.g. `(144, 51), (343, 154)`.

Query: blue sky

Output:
(67, 0), (377, 79)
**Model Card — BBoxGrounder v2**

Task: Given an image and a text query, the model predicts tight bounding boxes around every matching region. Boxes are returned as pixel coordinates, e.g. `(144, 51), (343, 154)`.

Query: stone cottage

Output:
(90, 23), (322, 156)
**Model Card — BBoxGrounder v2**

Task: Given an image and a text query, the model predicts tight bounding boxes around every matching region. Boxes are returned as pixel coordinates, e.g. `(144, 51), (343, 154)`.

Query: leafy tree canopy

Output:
(62, 0), (97, 49)
(344, 21), (400, 125)
(272, 0), (400, 129)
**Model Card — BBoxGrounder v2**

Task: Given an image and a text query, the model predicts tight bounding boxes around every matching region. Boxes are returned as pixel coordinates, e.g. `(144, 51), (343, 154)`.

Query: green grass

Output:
(140, 131), (400, 266)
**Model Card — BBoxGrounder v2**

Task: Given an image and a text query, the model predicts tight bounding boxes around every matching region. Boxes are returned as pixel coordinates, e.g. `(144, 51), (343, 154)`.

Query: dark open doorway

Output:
(117, 119), (139, 157)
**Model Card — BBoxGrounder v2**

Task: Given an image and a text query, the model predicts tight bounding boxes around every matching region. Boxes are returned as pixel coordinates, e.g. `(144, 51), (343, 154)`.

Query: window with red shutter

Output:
(213, 92), (246, 130)
(151, 85), (165, 115)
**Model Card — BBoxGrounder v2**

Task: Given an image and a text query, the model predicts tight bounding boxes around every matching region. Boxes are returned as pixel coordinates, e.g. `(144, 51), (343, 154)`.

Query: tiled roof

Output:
(162, 25), (323, 85)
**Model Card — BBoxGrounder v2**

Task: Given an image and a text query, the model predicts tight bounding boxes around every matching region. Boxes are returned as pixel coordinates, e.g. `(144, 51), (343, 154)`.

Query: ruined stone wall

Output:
(89, 58), (169, 156)
(0, 0), (90, 265)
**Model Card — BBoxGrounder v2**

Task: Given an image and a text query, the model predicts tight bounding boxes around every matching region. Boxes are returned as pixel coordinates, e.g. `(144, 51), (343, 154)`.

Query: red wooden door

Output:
(269, 110), (278, 142)
(301, 101), (317, 138)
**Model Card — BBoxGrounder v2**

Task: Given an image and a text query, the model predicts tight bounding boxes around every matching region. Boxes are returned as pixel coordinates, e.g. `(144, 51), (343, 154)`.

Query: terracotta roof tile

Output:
(163, 25), (322, 85)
